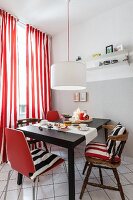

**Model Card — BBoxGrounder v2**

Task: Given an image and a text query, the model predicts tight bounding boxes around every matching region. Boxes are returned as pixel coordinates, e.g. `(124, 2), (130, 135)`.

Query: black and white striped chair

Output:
(5, 128), (64, 200)
(80, 123), (128, 200)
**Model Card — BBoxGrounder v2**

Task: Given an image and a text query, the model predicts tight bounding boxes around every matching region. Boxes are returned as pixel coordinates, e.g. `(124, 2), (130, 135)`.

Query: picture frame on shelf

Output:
(106, 45), (113, 54)
(80, 92), (87, 102)
(73, 92), (80, 102)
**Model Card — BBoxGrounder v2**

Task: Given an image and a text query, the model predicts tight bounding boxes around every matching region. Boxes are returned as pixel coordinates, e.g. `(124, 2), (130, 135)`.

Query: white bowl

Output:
(40, 120), (48, 125)
(79, 123), (87, 130)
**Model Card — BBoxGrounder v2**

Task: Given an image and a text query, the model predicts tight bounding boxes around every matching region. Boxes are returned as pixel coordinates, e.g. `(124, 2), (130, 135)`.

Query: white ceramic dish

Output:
(79, 127), (90, 131)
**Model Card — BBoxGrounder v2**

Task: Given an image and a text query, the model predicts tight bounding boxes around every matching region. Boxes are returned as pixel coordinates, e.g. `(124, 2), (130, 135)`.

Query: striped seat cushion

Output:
(85, 142), (120, 162)
(30, 149), (64, 180)
(106, 123), (126, 156)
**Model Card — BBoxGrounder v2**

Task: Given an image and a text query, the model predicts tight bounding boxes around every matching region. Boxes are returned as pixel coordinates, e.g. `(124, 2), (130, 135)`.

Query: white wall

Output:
(52, 1), (133, 157)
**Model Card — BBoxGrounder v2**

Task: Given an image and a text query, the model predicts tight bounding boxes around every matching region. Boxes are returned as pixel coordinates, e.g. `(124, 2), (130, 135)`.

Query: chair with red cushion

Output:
(80, 123), (128, 200)
(46, 111), (60, 122)
(5, 128), (64, 200)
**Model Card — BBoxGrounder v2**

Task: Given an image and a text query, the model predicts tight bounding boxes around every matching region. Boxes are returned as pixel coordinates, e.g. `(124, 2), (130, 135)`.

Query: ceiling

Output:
(0, 0), (128, 35)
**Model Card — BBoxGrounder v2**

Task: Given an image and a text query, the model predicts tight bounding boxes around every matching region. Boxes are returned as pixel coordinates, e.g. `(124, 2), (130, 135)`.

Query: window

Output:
(17, 23), (26, 118)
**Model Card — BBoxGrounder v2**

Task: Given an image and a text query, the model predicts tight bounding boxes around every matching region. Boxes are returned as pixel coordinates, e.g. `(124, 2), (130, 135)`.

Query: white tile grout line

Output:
(17, 183), (23, 200)
(51, 170), (56, 200)
(124, 164), (133, 173)
(0, 191), (4, 199)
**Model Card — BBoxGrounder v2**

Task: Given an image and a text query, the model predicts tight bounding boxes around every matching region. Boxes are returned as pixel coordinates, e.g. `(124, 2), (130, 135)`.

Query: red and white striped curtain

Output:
(26, 25), (51, 119)
(0, 10), (18, 163)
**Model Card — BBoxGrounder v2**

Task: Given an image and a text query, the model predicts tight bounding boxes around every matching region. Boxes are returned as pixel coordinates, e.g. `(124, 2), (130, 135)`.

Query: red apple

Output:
(84, 115), (89, 120)
(79, 112), (84, 120)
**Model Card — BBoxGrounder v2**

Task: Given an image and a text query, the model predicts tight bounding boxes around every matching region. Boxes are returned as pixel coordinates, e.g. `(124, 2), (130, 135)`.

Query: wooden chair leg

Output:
(99, 167), (103, 185)
(80, 163), (92, 199)
(82, 161), (88, 175)
(113, 168), (125, 200)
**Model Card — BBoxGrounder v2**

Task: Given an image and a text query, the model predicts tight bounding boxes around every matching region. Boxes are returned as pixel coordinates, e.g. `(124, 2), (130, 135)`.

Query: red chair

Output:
(17, 118), (48, 152)
(46, 111), (61, 122)
(5, 128), (64, 200)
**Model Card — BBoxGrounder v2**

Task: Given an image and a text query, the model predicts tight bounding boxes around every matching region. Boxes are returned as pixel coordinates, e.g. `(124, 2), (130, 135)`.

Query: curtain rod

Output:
(0, 9), (52, 37)
(17, 19), (52, 37)
(17, 19), (25, 26)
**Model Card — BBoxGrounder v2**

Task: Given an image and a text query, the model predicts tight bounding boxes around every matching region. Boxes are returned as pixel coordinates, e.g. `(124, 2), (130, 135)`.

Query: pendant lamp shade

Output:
(51, 61), (86, 90)
(51, 0), (86, 90)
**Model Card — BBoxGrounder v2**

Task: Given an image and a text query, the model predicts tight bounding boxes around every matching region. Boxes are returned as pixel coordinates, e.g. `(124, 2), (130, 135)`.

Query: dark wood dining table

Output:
(17, 118), (110, 200)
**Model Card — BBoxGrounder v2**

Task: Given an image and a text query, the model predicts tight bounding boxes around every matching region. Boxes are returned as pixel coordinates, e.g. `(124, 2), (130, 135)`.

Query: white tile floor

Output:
(0, 143), (133, 200)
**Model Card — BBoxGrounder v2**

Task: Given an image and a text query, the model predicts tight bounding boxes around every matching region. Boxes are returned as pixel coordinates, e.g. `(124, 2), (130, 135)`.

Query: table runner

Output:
(34, 123), (97, 145)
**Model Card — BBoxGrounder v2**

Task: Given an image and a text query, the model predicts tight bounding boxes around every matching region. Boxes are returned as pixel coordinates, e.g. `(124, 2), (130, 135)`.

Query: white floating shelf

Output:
(86, 50), (129, 71)
(92, 50), (128, 61)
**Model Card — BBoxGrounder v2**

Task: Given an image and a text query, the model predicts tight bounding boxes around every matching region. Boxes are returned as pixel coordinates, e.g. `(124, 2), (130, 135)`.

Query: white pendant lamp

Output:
(51, 0), (86, 90)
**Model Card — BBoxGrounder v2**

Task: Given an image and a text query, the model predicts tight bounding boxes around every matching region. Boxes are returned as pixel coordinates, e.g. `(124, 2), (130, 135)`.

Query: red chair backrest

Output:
(46, 111), (60, 122)
(5, 128), (35, 178)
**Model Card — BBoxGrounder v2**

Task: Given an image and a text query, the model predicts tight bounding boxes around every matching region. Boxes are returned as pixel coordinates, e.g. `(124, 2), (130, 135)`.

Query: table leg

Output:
(68, 147), (75, 200)
(17, 173), (23, 185)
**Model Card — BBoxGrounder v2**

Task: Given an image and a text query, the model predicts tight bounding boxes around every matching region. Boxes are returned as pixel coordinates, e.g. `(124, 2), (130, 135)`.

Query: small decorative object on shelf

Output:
(73, 92), (80, 102)
(92, 53), (101, 58)
(123, 56), (129, 62)
(106, 45), (113, 54)
(80, 92), (87, 102)
(114, 44), (123, 52)
(99, 62), (103, 66)
(111, 59), (118, 64)
(104, 60), (110, 65)
(76, 56), (82, 61)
